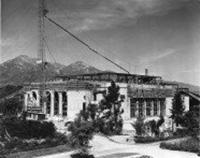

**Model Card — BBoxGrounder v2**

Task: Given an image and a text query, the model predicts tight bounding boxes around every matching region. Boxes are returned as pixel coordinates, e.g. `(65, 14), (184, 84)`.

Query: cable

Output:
(43, 37), (57, 64)
(44, 15), (130, 74)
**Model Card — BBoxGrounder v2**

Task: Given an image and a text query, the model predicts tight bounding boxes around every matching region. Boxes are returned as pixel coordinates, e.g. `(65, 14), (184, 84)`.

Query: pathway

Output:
(36, 134), (199, 158)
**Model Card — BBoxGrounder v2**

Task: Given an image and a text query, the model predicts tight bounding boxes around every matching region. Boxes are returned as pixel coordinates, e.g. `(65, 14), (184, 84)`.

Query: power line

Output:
(44, 15), (130, 74)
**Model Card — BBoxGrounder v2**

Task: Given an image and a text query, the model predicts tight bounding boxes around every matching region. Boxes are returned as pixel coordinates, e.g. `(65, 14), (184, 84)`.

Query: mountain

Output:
(60, 61), (101, 75)
(163, 81), (200, 95)
(0, 55), (199, 95)
(0, 55), (101, 86)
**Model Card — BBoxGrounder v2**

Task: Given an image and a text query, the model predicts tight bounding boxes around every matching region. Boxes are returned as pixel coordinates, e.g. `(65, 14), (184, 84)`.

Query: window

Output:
(130, 99), (137, 118)
(82, 102), (86, 111)
(93, 94), (97, 101)
(120, 95), (125, 101)
(146, 101), (151, 116)
(160, 99), (165, 116)
(138, 101), (143, 117)
(153, 101), (157, 116)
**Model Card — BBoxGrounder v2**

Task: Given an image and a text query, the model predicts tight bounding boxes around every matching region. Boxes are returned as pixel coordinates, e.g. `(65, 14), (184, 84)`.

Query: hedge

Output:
(0, 132), (69, 155)
(134, 135), (181, 143)
(3, 118), (56, 139)
(160, 137), (199, 153)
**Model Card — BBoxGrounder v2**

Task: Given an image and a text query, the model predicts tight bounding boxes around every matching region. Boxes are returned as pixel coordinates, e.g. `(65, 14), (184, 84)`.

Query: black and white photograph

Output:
(0, 0), (200, 158)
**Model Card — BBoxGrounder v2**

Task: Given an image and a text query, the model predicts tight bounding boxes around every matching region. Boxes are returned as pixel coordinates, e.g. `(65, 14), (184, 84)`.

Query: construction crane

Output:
(38, 0), (47, 112)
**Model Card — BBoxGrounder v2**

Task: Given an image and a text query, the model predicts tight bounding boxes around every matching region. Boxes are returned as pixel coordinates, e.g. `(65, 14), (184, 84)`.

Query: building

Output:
(23, 72), (190, 131)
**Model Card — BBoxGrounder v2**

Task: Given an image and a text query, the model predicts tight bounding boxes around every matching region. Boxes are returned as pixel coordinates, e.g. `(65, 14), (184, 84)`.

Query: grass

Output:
(160, 137), (199, 153)
(4, 144), (73, 158)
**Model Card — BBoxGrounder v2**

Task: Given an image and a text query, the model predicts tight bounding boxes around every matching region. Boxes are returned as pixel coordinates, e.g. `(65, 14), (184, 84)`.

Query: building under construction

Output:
(23, 71), (190, 131)
(23, 0), (191, 131)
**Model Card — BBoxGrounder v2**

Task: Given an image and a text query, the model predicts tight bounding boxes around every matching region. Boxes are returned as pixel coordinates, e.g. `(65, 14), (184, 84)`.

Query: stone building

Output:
(23, 72), (189, 130)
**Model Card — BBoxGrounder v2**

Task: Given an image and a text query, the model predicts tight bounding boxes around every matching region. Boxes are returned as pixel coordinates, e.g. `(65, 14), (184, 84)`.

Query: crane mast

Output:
(38, 0), (47, 111)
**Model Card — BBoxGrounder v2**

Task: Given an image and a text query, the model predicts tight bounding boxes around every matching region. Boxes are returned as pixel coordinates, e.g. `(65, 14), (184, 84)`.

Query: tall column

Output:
(36, 90), (40, 106)
(58, 92), (63, 116)
(43, 102), (47, 114)
(24, 93), (28, 111)
(157, 100), (160, 116)
(151, 101), (154, 116)
(50, 91), (55, 117)
(143, 100), (146, 117)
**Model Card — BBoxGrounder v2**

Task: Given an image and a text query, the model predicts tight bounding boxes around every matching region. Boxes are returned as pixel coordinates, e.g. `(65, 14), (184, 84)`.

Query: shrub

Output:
(68, 112), (94, 156)
(3, 118), (56, 139)
(71, 153), (94, 158)
(160, 137), (200, 153)
(1, 132), (68, 155)
(180, 111), (199, 137)
(132, 117), (146, 136)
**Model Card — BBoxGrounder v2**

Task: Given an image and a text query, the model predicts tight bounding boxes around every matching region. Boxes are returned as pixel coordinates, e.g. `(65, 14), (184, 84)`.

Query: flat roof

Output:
(56, 72), (162, 79)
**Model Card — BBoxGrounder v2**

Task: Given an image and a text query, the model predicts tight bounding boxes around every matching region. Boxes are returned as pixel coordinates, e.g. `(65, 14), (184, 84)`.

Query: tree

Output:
(171, 92), (185, 126)
(0, 97), (23, 116)
(181, 110), (199, 137)
(98, 81), (124, 135)
(68, 110), (94, 158)
(132, 116), (146, 136)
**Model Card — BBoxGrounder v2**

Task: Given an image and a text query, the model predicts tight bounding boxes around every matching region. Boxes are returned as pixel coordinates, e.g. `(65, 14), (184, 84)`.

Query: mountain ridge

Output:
(0, 55), (199, 94)
(0, 55), (101, 86)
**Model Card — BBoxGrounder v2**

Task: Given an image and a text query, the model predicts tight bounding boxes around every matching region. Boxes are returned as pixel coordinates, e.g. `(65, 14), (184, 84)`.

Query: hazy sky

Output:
(1, 0), (200, 85)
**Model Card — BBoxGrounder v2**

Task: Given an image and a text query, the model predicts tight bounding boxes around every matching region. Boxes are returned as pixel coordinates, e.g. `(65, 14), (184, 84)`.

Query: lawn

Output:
(4, 144), (73, 158)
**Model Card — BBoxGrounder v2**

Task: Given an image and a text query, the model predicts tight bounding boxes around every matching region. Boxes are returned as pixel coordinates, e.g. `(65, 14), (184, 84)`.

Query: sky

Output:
(1, 0), (200, 86)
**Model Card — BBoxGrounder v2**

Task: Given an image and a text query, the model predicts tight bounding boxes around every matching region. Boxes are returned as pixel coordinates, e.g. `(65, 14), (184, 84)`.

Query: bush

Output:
(3, 118), (56, 139)
(71, 153), (94, 158)
(1, 132), (68, 155)
(68, 112), (94, 156)
(160, 137), (200, 153)
(134, 135), (181, 143)
(180, 111), (199, 137)
(132, 117), (146, 136)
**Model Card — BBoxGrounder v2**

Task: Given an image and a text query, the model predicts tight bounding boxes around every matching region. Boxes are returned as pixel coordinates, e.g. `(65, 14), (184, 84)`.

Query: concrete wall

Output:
(182, 95), (190, 111)
(67, 90), (92, 120)
(165, 97), (173, 117)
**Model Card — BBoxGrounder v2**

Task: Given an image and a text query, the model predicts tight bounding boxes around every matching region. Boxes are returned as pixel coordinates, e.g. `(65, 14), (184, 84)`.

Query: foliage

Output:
(71, 153), (94, 158)
(97, 81), (124, 135)
(0, 97), (23, 116)
(134, 135), (179, 143)
(0, 85), (22, 99)
(180, 110), (199, 137)
(0, 132), (69, 155)
(133, 116), (165, 137)
(68, 111), (94, 156)
(160, 137), (200, 153)
(132, 116), (146, 136)
(149, 116), (164, 136)
(170, 92), (185, 126)
(3, 117), (56, 139)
